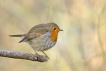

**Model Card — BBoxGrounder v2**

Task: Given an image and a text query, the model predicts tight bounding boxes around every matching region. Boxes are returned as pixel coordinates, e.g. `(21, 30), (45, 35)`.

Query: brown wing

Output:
(19, 24), (48, 43)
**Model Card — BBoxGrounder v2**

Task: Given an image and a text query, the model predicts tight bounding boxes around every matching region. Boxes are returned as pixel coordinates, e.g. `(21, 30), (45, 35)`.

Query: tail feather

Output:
(9, 34), (25, 37)
(9, 34), (26, 43)
(19, 37), (27, 43)
(9, 35), (23, 37)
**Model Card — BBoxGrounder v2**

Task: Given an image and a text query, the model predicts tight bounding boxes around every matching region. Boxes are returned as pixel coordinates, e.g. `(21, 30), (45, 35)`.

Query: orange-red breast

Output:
(10, 22), (63, 58)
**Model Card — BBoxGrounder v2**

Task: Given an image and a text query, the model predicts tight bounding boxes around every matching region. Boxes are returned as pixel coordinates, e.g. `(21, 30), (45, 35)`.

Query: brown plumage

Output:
(10, 22), (63, 58)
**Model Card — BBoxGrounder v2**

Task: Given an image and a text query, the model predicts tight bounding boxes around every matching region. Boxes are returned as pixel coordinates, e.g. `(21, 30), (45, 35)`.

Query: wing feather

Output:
(19, 24), (48, 43)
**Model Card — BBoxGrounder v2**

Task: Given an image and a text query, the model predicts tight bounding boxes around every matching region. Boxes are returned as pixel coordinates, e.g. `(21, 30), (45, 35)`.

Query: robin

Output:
(10, 22), (63, 58)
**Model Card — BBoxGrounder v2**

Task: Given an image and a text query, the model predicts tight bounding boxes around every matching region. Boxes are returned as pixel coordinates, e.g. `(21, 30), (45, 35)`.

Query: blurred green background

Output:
(0, 0), (106, 71)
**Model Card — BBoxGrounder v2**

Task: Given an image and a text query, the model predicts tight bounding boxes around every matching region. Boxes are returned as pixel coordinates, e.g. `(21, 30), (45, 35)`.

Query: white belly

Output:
(26, 35), (56, 51)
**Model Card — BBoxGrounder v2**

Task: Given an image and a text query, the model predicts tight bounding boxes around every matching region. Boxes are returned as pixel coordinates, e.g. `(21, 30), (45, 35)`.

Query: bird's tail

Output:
(9, 34), (25, 37)
(9, 34), (26, 43)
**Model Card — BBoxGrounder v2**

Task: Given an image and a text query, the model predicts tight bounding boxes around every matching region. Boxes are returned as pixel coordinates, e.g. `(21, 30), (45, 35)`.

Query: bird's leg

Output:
(31, 48), (39, 56)
(34, 50), (49, 59)
(42, 51), (49, 59)
(34, 51), (39, 56)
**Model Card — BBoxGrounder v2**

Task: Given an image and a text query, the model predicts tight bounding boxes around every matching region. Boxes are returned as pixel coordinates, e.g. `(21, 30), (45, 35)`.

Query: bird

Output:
(9, 22), (63, 58)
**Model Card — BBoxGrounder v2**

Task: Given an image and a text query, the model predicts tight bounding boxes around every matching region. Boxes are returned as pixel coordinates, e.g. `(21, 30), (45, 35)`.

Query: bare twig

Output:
(0, 50), (48, 62)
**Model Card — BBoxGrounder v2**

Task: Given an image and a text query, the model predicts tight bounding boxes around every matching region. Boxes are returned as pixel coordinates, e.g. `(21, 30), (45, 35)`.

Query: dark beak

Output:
(60, 29), (63, 31)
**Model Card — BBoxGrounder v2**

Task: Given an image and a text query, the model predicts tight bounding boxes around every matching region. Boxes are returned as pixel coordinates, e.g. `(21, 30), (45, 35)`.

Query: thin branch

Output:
(0, 50), (48, 62)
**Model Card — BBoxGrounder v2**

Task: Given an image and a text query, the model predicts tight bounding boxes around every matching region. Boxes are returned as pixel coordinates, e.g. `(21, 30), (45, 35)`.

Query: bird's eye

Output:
(53, 27), (56, 30)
